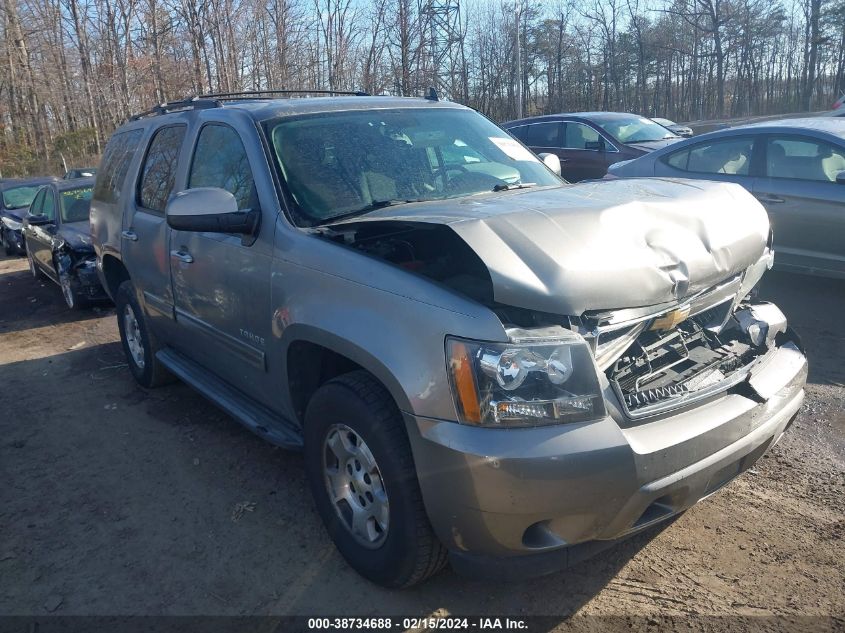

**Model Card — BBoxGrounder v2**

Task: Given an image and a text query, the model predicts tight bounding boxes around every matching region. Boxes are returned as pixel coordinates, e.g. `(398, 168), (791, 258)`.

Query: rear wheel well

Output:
(287, 341), (368, 424)
(101, 255), (130, 299)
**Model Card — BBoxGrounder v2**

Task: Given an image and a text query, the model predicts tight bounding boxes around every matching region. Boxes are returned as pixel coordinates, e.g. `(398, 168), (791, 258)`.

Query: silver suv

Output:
(90, 92), (807, 588)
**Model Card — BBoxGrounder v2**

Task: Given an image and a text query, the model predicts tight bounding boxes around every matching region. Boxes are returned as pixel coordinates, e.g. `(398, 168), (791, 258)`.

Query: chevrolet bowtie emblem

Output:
(651, 305), (691, 331)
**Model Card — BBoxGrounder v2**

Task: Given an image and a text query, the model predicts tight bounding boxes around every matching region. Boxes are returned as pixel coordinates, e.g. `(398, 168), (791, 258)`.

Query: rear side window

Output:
(138, 125), (186, 213)
(188, 125), (256, 210)
(766, 136), (845, 182)
(663, 137), (754, 176)
(508, 125), (530, 142)
(93, 129), (143, 204)
(526, 122), (562, 147)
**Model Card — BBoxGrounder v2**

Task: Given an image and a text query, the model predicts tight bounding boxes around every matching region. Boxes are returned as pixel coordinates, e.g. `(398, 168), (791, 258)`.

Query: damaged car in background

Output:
(92, 96), (807, 588)
(22, 177), (106, 309)
(1, 176), (59, 255)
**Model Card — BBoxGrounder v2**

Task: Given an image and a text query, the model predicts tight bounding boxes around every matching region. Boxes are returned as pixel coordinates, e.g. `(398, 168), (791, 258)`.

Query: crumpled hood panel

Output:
(58, 221), (94, 252)
(333, 179), (770, 315)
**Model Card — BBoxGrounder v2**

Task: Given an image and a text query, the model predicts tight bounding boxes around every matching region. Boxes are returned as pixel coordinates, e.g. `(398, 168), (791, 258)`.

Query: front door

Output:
(122, 124), (187, 338)
(168, 120), (275, 408)
(753, 134), (845, 276)
(29, 188), (59, 279)
(558, 122), (612, 181)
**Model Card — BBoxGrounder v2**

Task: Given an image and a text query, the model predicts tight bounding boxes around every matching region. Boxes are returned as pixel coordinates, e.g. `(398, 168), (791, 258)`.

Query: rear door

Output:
(523, 121), (564, 160)
(168, 117), (275, 406)
(122, 124), (187, 339)
(752, 134), (845, 276)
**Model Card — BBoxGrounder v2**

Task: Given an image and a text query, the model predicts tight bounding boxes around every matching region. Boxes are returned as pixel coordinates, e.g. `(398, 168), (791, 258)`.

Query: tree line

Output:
(1, 0), (844, 176)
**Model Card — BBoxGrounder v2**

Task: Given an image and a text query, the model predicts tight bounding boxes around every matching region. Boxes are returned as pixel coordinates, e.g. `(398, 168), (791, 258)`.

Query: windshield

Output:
(265, 108), (561, 226)
(60, 186), (93, 222)
(2, 186), (40, 210)
(596, 116), (679, 143)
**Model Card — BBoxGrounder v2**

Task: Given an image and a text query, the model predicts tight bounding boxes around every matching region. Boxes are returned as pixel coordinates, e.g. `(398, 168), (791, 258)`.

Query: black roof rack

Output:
(199, 89), (370, 100)
(127, 89), (371, 122)
(129, 97), (221, 121)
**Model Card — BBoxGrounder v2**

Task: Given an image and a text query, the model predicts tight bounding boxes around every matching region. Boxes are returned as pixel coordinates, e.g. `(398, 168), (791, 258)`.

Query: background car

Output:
(504, 112), (682, 181)
(1, 177), (59, 255)
(651, 117), (693, 137)
(63, 167), (98, 179)
(607, 118), (845, 279)
(21, 177), (106, 309)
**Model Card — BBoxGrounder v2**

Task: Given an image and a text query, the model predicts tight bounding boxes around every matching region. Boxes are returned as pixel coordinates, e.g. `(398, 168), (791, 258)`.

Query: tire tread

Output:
(319, 370), (447, 588)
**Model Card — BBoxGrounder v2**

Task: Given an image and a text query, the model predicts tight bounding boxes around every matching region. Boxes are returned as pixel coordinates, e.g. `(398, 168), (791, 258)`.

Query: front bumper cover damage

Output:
(55, 246), (106, 300)
(408, 310), (806, 580)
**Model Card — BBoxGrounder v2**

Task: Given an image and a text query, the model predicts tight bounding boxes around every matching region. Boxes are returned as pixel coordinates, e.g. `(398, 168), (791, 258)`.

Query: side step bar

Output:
(157, 348), (303, 450)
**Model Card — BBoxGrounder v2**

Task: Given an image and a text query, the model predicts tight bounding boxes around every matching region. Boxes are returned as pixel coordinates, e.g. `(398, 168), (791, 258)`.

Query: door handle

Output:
(170, 249), (194, 264)
(754, 194), (785, 204)
(121, 230), (138, 241)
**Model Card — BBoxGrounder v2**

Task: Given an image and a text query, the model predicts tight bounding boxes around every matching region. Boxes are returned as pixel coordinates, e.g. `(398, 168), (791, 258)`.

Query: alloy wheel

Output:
(123, 304), (145, 369)
(323, 423), (389, 548)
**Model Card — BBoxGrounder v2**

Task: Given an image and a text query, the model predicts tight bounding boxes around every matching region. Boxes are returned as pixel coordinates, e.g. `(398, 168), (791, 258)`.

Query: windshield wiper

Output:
(321, 198), (420, 225)
(492, 182), (536, 192)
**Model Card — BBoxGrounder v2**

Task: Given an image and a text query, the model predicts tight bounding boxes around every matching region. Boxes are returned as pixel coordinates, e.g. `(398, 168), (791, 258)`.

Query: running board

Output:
(157, 348), (303, 450)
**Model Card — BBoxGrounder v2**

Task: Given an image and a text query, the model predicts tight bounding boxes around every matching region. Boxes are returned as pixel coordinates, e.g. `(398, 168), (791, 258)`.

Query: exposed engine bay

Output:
(320, 222), (496, 305)
(604, 300), (789, 421)
(322, 219), (785, 422)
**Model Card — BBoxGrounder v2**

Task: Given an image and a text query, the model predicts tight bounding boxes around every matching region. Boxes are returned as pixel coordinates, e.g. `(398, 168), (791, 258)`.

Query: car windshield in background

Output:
(265, 108), (561, 226)
(2, 186), (40, 210)
(597, 116), (679, 143)
(60, 186), (93, 222)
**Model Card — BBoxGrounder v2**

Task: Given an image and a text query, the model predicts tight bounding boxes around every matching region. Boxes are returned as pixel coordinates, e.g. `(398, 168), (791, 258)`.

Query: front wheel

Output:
(58, 268), (89, 311)
(115, 281), (173, 388)
(304, 370), (447, 588)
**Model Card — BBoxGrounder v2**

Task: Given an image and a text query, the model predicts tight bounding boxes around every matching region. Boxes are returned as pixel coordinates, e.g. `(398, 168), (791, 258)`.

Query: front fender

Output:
(270, 254), (507, 421)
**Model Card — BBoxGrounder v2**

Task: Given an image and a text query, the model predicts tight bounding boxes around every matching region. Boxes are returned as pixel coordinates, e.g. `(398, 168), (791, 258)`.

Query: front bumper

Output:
(405, 334), (807, 579)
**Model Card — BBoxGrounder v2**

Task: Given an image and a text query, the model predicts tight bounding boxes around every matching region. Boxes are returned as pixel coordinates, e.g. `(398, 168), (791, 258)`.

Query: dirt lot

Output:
(1, 251), (843, 626)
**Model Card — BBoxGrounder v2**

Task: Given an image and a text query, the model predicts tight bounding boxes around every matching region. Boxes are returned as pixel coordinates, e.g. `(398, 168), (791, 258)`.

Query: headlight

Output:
(2, 217), (22, 231)
(446, 327), (606, 427)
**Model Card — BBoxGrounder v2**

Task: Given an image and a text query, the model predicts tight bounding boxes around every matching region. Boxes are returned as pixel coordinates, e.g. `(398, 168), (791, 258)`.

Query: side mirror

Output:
(537, 152), (562, 177)
(25, 214), (51, 226)
(166, 188), (260, 243)
(584, 139), (605, 151)
(836, 171), (845, 185)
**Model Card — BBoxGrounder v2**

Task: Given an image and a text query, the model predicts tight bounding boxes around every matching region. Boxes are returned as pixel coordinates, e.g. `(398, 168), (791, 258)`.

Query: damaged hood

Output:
(58, 221), (94, 252)
(333, 178), (770, 315)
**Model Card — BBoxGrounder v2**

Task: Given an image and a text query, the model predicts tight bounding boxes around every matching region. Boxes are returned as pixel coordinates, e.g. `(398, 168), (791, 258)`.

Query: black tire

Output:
(304, 370), (447, 588)
(115, 280), (173, 388)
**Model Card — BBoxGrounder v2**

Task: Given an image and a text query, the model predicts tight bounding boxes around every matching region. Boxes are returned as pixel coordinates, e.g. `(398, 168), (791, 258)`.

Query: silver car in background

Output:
(608, 118), (845, 279)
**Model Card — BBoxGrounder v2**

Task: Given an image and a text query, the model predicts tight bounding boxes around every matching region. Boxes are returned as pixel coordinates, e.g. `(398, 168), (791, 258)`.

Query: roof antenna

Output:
(426, 87), (439, 101)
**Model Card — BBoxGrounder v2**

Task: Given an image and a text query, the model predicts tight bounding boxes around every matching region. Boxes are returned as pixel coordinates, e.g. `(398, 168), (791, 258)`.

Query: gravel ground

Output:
(0, 252), (843, 628)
